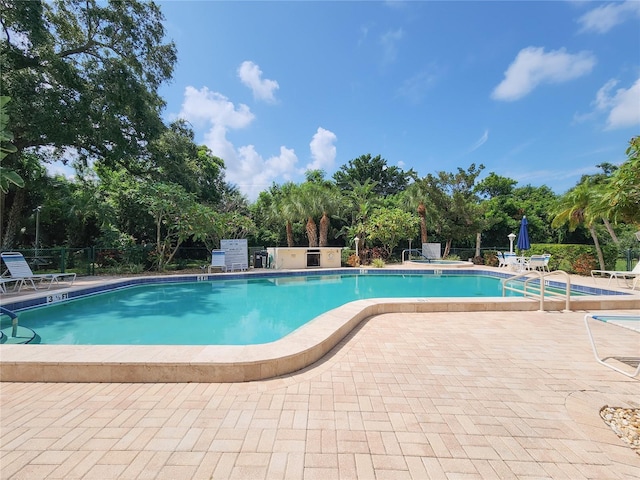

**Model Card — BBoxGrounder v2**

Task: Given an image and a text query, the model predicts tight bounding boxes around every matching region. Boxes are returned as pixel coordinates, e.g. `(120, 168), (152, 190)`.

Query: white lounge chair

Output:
(496, 252), (508, 268)
(207, 249), (227, 273)
(503, 252), (523, 271)
(0, 277), (20, 293)
(0, 252), (76, 291)
(591, 260), (640, 288)
(527, 254), (550, 272)
(584, 314), (640, 378)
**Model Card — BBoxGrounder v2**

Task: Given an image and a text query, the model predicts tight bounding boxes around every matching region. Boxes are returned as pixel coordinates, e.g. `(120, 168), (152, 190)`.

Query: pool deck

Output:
(1, 266), (639, 478)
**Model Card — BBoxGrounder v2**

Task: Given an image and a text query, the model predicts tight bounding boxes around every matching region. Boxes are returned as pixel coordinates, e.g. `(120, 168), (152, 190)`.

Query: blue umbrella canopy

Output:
(517, 216), (530, 251)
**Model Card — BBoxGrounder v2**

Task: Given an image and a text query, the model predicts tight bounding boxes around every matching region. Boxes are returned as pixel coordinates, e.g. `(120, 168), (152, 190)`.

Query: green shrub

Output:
(527, 243), (618, 275)
(342, 248), (354, 266)
(484, 251), (499, 267)
(371, 258), (385, 268)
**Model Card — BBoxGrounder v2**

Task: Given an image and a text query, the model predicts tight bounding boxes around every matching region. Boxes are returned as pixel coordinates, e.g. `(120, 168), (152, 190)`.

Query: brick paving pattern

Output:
(1, 310), (639, 479)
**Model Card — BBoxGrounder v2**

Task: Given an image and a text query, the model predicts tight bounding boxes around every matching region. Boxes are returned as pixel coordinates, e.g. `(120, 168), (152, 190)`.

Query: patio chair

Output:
(207, 249), (227, 273)
(497, 252), (508, 268)
(591, 260), (640, 288)
(584, 313), (640, 378)
(503, 252), (521, 271)
(527, 254), (549, 272)
(0, 252), (76, 292)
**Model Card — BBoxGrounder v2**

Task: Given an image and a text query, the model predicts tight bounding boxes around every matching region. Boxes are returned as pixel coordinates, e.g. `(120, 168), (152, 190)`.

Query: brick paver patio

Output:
(1, 309), (639, 479)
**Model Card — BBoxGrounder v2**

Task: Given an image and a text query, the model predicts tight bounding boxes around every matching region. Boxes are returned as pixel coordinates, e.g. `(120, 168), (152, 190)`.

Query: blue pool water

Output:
(11, 274), (527, 345)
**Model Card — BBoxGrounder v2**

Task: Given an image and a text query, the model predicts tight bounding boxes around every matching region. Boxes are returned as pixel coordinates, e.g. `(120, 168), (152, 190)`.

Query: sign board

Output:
(220, 239), (248, 271)
(422, 243), (441, 259)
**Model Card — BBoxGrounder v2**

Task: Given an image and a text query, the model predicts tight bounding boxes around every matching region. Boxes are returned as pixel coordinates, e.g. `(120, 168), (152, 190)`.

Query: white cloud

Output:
(306, 127), (337, 172)
(577, 1), (640, 34)
(468, 129), (489, 153)
(358, 23), (373, 47)
(176, 86), (340, 200)
(396, 70), (438, 104)
(45, 161), (76, 180)
(593, 77), (640, 130)
(380, 28), (404, 64)
(491, 47), (596, 101)
(237, 61), (279, 103)
(266, 147), (299, 180)
(179, 86), (254, 129)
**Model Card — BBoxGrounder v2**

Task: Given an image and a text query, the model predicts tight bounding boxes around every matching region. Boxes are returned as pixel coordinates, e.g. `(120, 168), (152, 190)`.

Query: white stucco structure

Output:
(266, 247), (342, 270)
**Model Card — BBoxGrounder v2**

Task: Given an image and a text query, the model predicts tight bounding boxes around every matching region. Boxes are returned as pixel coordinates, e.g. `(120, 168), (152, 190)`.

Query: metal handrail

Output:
(402, 249), (436, 262)
(502, 269), (572, 311)
(0, 306), (19, 337)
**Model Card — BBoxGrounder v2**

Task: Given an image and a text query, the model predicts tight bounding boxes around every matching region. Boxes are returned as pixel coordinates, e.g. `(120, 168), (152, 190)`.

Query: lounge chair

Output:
(503, 252), (523, 271)
(496, 252), (508, 268)
(527, 254), (550, 272)
(0, 277), (20, 294)
(584, 313), (640, 378)
(0, 252), (76, 292)
(591, 260), (640, 288)
(207, 249), (227, 273)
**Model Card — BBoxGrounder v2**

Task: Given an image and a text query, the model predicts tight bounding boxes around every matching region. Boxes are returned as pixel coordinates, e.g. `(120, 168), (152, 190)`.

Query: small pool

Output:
(4, 272), (592, 346)
(407, 259), (470, 267)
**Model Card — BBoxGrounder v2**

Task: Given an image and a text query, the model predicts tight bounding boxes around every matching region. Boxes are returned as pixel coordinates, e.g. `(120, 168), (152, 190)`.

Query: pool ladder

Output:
(0, 306), (37, 344)
(502, 270), (572, 311)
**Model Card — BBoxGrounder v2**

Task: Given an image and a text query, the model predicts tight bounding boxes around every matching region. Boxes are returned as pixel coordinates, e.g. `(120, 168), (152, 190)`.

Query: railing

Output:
(502, 269), (572, 311)
(0, 306), (19, 337)
(402, 249), (435, 262)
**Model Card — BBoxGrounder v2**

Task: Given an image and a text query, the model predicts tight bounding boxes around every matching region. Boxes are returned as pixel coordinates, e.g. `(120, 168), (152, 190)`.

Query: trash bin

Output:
(254, 251), (263, 268)
(253, 250), (268, 268)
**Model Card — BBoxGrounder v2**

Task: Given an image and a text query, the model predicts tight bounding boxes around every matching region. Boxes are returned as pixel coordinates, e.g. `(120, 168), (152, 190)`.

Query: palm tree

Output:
(272, 182), (299, 247)
(405, 180), (430, 244)
(317, 185), (343, 247)
(552, 180), (606, 269)
(295, 182), (323, 247)
(597, 136), (640, 226)
(338, 179), (380, 253)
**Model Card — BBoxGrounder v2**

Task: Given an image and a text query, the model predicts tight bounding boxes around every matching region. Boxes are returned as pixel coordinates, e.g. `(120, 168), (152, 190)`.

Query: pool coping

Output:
(1, 267), (639, 383)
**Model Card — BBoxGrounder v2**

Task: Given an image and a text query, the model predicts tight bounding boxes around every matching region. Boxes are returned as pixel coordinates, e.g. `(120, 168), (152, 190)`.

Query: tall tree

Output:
(339, 178), (381, 252)
(552, 180), (606, 269)
(333, 154), (416, 197)
(295, 182), (323, 247)
(147, 121), (226, 205)
(0, 97), (23, 194)
(404, 179), (435, 245)
(416, 164), (485, 257)
(1, 0), (177, 171)
(599, 136), (640, 226)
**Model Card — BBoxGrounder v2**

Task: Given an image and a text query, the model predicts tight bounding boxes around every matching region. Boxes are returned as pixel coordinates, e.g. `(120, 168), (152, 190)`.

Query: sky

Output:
(151, 1), (640, 201)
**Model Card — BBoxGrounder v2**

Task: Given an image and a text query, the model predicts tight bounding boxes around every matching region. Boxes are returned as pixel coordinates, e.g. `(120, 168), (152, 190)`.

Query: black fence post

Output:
(88, 246), (95, 276)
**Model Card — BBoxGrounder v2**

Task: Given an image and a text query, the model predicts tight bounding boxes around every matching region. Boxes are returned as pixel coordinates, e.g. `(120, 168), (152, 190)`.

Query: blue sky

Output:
(157, 0), (640, 200)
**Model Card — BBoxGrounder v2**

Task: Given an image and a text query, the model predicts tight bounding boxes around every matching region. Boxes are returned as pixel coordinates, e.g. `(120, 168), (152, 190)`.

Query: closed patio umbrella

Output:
(517, 216), (530, 251)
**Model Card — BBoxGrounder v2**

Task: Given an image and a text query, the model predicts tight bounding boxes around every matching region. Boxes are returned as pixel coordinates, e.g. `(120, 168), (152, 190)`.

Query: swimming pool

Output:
(1, 269), (637, 383)
(3, 272), (595, 346)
